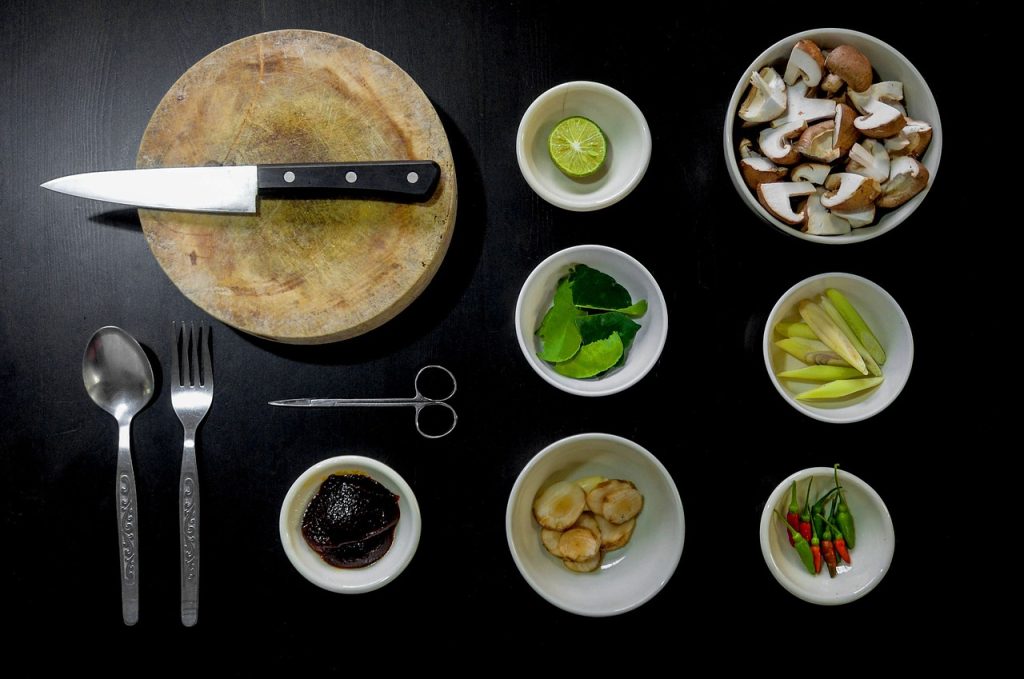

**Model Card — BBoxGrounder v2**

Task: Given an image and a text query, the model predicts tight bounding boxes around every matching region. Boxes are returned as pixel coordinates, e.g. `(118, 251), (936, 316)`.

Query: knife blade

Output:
(40, 161), (441, 213)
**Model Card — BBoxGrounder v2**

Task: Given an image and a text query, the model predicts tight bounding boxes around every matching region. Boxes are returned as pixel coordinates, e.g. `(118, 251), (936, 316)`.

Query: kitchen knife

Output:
(40, 161), (441, 213)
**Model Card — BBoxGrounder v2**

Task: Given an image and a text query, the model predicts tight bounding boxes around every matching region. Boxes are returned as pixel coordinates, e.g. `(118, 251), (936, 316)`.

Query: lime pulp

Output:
(548, 116), (607, 178)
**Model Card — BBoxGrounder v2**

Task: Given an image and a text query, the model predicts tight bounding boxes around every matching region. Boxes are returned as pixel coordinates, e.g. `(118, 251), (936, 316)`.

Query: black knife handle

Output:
(256, 161), (440, 201)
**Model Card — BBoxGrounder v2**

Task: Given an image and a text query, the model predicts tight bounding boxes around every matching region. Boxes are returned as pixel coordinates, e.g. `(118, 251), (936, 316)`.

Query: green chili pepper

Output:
(774, 509), (815, 575)
(811, 486), (840, 546)
(834, 464), (856, 549)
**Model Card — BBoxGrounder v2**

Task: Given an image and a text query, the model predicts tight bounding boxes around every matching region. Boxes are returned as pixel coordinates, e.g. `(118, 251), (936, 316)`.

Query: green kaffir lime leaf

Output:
(553, 332), (624, 378)
(536, 276), (583, 362)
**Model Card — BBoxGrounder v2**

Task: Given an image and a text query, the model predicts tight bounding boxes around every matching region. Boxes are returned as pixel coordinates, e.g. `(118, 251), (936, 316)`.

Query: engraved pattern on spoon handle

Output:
(180, 435), (199, 627)
(117, 423), (139, 626)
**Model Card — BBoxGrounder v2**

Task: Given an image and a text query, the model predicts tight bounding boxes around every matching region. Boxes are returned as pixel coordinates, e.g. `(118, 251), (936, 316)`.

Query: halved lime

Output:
(548, 116), (607, 178)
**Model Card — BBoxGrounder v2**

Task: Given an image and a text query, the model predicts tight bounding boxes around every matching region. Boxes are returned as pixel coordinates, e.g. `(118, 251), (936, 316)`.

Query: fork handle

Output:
(116, 423), (139, 625)
(179, 436), (200, 626)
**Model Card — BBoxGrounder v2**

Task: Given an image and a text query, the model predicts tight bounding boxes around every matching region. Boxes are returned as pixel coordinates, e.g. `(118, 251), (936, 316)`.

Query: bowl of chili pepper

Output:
(760, 465), (895, 605)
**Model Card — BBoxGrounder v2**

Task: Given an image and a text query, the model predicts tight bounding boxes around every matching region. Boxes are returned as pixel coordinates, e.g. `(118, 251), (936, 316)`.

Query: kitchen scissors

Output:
(269, 364), (457, 439)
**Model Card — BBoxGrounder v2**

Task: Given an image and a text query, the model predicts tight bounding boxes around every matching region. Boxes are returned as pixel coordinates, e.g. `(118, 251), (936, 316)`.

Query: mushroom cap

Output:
(846, 139), (890, 183)
(822, 172), (882, 211)
(878, 156), (930, 208)
(740, 157), (789, 190)
(757, 181), (817, 225)
(795, 120), (839, 163)
(791, 162), (831, 185)
(802, 188), (852, 236)
(825, 45), (873, 92)
(739, 67), (787, 123)
(758, 119), (806, 166)
(854, 99), (906, 139)
(833, 103), (861, 158)
(784, 39), (826, 88)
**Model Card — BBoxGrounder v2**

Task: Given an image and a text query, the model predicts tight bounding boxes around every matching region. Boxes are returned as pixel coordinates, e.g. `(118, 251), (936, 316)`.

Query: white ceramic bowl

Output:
(517, 81), (651, 211)
(760, 467), (895, 605)
(724, 28), (942, 244)
(515, 245), (667, 397)
(506, 433), (684, 616)
(764, 272), (913, 423)
(279, 455), (421, 593)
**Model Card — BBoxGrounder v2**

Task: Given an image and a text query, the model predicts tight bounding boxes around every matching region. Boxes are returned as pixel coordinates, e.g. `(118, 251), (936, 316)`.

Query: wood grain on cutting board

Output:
(137, 30), (456, 343)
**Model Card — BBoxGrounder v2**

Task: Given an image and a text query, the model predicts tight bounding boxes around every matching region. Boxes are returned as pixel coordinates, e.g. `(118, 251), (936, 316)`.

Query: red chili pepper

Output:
(810, 521), (822, 574)
(799, 478), (813, 543)
(824, 516), (852, 564)
(817, 513), (838, 578)
(786, 480), (800, 546)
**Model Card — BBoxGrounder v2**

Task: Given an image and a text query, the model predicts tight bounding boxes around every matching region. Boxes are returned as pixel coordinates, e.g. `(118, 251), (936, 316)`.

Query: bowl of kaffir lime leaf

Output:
(516, 245), (668, 396)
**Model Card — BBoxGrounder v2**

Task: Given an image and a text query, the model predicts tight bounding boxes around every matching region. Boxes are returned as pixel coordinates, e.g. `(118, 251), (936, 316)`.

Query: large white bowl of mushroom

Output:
(724, 28), (941, 243)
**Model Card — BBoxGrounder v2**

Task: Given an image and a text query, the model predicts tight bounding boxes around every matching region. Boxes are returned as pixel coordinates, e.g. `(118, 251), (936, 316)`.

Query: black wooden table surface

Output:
(2, 0), (987, 660)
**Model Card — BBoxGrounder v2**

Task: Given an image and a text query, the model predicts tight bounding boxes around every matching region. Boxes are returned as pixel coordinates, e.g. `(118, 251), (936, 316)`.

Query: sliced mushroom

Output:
(784, 39), (825, 87)
(801, 188), (852, 236)
(771, 81), (836, 128)
(821, 73), (845, 95)
(738, 138), (757, 159)
(885, 119), (933, 158)
(831, 204), (877, 228)
(824, 45), (873, 92)
(848, 81), (905, 114)
(740, 156), (788, 190)
(878, 156), (929, 208)
(832, 103), (860, 157)
(791, 163), (831, 185)
(738, 67), (787, 123)
(794, 121), (839, 162)
(756, 181), (817, 224)
(758, 119), (806, 165)
(853, 99), (906, 139)
(846, 140), (890, 183)
(821, 173), (881, 211)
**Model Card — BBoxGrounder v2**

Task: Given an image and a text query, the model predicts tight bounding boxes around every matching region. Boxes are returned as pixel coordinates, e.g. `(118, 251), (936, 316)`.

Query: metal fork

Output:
(171, 322), (213, 627)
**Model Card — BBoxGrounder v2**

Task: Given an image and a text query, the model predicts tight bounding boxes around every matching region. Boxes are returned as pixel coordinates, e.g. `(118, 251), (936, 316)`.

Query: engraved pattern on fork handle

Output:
(180, 436), (200, 627)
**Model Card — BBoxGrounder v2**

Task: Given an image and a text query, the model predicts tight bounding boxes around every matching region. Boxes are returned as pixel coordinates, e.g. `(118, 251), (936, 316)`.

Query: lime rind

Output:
(548, 116), (607, 178)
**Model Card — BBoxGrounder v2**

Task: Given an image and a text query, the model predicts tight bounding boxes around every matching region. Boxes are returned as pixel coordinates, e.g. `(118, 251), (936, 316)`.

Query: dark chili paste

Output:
(302, 473), (400, 568)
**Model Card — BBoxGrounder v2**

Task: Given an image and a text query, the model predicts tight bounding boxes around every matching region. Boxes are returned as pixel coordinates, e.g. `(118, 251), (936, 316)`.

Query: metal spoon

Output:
(83, 326), (155, 626)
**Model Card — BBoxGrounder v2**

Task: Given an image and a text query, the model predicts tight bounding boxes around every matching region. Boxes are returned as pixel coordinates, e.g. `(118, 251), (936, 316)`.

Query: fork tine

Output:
(200, 324), (213, 389)
(188, 322), (199, 387)
(172, 321), (181, 386)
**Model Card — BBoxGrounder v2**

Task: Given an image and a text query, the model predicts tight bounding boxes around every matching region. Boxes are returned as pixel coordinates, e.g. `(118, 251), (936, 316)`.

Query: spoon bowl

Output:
(83, 325), (155, 625)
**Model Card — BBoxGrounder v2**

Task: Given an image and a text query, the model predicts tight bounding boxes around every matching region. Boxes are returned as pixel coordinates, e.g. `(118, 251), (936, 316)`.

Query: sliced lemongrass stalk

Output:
(825, 288), (886, 365)
(775, 321), (818, 340)
(798, 300), (867, 375)
(819, 296), (882, 377)
(777, 365), (865, 381)
(775, 338), (850, 367)
(795, 376), (884, 400)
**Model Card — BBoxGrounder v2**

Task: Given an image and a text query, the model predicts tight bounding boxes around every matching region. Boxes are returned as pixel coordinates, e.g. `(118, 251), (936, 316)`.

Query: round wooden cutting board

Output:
(137, 30), (457, 343)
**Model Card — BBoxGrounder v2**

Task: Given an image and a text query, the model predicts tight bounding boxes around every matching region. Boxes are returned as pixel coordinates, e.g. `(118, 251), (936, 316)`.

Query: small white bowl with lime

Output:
(517, 81), (651, 211)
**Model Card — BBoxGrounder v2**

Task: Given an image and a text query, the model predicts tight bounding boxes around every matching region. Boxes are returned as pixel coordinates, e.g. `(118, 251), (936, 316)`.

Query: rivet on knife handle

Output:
(256, 161), (440, 200)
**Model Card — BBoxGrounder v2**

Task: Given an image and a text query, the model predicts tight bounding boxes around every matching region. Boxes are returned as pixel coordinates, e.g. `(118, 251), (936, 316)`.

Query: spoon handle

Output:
(179, 437), (200, 626)
(116, 423), (139, 625)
